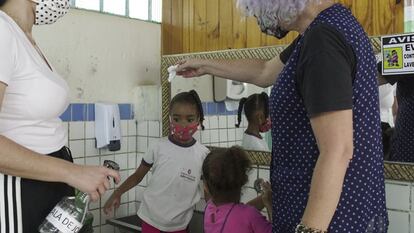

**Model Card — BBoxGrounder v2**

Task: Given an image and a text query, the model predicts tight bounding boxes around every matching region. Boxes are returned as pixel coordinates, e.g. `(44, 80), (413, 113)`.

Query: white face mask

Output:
(32, 0), (70, 25)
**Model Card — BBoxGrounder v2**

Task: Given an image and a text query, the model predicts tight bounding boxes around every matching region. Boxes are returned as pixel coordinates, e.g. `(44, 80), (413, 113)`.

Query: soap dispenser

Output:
(95, 103), (121, 151)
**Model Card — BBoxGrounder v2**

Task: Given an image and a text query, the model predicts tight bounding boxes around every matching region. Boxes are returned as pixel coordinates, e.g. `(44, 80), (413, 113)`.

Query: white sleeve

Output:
(142, 139), (160, 165)
(0, 20), (16, 85)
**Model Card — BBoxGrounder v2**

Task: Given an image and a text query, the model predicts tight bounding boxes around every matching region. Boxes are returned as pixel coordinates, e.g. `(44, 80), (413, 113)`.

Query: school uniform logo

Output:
(180, 168), (195, 182)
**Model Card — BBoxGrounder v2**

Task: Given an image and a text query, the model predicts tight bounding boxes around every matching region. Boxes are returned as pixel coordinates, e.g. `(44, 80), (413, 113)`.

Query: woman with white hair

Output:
(176, 0), (388, 232)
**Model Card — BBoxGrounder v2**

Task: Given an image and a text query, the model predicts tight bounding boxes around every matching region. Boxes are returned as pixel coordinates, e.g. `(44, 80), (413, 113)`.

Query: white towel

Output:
(167, 65), (178, 82)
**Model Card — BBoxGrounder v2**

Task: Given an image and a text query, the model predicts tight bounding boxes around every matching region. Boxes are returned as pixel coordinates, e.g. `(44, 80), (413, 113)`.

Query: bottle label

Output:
(45, 206), (83, 233)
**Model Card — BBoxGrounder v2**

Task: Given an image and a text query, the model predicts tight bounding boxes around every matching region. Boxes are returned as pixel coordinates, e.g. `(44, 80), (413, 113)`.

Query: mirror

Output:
(160, 38), (414, 181)
(377, 34), (414, 164)
(170, 74), (272, 152)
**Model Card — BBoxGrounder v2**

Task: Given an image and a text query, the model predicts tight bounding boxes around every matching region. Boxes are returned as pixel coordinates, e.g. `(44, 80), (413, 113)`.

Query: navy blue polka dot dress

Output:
(390, 79), (414, 162)
(269, 4), (388, 233)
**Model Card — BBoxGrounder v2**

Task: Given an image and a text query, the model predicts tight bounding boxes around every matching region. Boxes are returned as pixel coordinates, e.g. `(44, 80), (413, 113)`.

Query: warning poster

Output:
(382, 34), (414, 75)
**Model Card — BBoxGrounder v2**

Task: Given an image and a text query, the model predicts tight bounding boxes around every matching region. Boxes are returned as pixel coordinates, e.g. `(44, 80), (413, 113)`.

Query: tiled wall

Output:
(198, 101), (248, 148)
(60, 103), (161, 233)
(62, 101), (269, 232)
(385, 180), (414, 233)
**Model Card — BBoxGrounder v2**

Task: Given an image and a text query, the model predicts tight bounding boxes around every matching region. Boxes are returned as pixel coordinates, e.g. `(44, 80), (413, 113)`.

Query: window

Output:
(70, 0), (162, 23)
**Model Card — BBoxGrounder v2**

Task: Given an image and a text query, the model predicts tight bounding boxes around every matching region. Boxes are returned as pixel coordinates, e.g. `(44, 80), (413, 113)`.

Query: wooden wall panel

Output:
(193, 0), (207, 53)
(352, 0), (373, 35)
(373, 0), (394, 35)
(206, 0), (220, 51)
(163, 0), (405, 55)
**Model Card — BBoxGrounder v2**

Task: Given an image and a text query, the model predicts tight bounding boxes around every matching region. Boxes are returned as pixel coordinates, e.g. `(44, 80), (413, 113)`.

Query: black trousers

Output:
(0, 147), (75, 233)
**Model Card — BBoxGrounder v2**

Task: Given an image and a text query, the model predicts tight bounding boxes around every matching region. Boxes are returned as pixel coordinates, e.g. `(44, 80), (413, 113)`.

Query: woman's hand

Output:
(103, 192), (121, 215)
(176, 59), (207, 78)
(66, 164), (121, 202)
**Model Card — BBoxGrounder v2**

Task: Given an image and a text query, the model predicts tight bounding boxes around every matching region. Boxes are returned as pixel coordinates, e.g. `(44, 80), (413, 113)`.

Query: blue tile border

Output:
(59, 101), (236, 122)
(60, 103), (134, 122)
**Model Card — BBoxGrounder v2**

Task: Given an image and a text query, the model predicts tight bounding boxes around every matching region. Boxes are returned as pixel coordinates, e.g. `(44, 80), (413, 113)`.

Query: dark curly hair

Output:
(0, 0), (7, 7)
(170, 90), (205, 130)
(235, 92), (269, 127)
(202, 146), (251, 203)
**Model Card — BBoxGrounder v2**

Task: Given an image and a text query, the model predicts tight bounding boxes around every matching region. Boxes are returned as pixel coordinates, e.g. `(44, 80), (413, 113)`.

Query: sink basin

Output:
(106, 211), (204, 233)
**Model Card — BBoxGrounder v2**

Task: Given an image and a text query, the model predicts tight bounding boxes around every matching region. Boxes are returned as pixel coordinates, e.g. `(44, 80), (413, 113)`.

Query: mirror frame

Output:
(160, 36), (414, 182)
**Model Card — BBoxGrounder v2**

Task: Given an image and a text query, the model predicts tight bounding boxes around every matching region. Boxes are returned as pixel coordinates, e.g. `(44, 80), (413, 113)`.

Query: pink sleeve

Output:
(247, 207), (272, 233)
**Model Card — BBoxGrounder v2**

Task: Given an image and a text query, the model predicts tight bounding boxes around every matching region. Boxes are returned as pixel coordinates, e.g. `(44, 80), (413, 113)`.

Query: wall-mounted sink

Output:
(106, 210), (204, 233)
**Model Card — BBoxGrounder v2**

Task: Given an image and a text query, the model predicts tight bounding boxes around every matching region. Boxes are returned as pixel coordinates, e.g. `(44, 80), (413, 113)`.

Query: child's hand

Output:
(103, 192), (121, 215)
(261, 181), (272, 207)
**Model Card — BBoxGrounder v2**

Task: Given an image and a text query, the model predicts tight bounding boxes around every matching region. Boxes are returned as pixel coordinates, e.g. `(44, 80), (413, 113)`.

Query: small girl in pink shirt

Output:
(202, 146), (272, 233)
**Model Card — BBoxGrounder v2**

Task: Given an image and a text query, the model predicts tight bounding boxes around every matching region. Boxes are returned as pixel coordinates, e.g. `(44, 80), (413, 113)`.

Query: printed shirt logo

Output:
(180, 168), (196, 182)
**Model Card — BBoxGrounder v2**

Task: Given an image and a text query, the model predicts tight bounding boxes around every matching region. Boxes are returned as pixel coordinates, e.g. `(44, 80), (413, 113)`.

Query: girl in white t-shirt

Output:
(236, 92), (271, 152)
(104, 90), (209, 233)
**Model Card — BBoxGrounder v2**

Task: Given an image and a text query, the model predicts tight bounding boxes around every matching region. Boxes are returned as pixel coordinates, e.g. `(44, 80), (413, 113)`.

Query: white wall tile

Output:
(137, 121), (148, 136)
(128, 136), (137, 153)
(258, 167), (270, 181)
(128, 202), (137, 215)
(85, 139), (100, 157)
(86, 156), (100, 167)
(115, 203), (129, 218)
(236, 128), (244, 141)
(385, 183), (410, 211)
(210, 130), (219, 143)
(247, 167), (258, 188)
(227, 115), (236, 128)
(148, 121), (160, 137)
(137, 153), (144, 167)
(119, 137), (128, 154)
(241, 187), (257, 204)
(219, 142), (228, 147)
(388, 210), (409, 233)
(228, 128), (236, 141)
(209, 116), (219, 129)
(85, 121), (95, 139)
(202, 117), (210, 129)
(228, 141), (237, 147)
(242, 115), (248, 127)
(137, 137), (148, 153)
(128, 153), (137, 169)
(128, 120), (137, 136)
(90, 209), (101, 227)
(201, 130), (211, 144)
(219, 129), (228, 142)
(69, 122), (85, 140)
(100, 147), (114, 156)
(121, 120), (128, 137)
(219, 116), (227, 129)
(69, 140), (85, 158)
(128, 187), (136, 202)
(73, 158), (85, 165)
(115, 153), (128, 170)
(89, 197), (100, 210)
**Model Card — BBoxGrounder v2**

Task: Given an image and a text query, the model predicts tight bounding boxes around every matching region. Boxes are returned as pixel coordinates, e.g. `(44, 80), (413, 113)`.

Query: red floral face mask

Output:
(170, 122), (199, 141)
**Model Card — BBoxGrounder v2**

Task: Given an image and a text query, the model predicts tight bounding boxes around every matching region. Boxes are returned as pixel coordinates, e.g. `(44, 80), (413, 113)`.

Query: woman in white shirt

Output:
(235, 92), (271, 152)
(0, 0), (120, 231)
